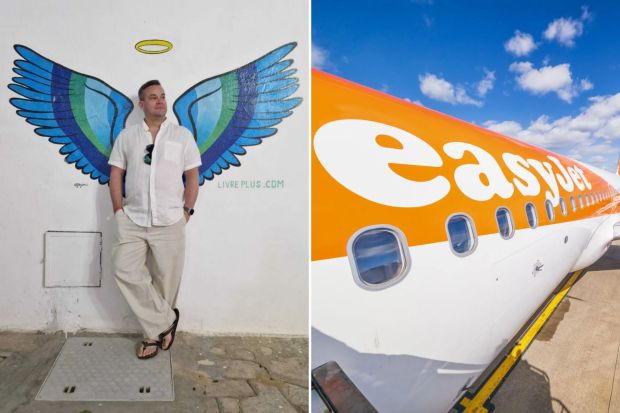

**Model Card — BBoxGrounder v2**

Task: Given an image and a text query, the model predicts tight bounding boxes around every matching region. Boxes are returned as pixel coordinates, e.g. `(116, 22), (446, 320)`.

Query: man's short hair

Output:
(138, 80), (161, 101)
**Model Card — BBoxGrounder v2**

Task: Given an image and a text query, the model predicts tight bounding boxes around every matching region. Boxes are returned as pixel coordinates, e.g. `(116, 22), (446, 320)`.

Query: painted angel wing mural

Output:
(173, 42), (302, 184)
(8, 45), (133, 184)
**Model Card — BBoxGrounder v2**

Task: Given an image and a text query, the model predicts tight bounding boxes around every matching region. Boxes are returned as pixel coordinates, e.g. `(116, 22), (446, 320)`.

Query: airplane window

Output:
(446, 214), (477, 256)
(349, 226), (410, 289)
(578, 195), (584, 208)
(586, 195), (590, 206)
(559, 198), (567, 216)
(569, 196), (576, 212)
(545, 200), (555, 222)
(496, 207), (514, 239)
(525, 203), (538, 228)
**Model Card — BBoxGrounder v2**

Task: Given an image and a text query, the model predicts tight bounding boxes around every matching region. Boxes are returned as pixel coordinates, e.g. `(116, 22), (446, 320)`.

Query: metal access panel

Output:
(44, 231), (102, 287)
(36, 337), (174, 401)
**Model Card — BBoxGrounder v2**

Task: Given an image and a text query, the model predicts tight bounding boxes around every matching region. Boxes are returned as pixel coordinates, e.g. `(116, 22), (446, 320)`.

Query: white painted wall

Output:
(0, 0), (308, 336)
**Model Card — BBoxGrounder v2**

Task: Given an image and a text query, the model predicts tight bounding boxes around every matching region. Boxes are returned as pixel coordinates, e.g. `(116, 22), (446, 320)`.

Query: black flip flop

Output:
(159, 308), (179, 351)
(138, 340), (160, 360)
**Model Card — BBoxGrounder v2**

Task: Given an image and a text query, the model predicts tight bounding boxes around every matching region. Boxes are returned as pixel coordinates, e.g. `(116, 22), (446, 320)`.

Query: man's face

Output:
(139, 84), (167, 118)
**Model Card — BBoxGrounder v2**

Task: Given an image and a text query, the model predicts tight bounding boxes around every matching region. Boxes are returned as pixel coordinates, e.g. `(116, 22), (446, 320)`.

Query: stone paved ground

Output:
(0, 331), (308, 413)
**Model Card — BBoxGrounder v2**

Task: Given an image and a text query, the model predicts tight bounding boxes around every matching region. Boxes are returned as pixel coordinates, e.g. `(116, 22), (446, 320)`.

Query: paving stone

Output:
(197, 359), (216, 366)
(222, 360), (264, 380)
(203, 379), (255, 398)
(241, 381), (297, 413)
(265, 357), (308, 387)
(281, 382), (308, 410)
(218, 397), (240, 413)
(230, 348), (255, 361)
(0, 332), (307, 413)
(210, 347), (226, 356)
(204, 398), (220, 412)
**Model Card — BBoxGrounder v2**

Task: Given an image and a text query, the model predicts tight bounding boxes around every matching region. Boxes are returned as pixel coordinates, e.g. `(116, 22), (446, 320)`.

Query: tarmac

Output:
(487, 241), (620, 412)
(0, 332), (308, 413)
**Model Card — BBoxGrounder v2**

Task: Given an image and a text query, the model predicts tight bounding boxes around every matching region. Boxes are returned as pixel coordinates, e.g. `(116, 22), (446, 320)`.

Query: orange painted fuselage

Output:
(311, 69), (620, 412)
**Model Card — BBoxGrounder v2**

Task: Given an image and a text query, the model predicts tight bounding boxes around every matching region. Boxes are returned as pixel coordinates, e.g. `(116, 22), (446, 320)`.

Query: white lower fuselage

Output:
(312, 212), (620, 413)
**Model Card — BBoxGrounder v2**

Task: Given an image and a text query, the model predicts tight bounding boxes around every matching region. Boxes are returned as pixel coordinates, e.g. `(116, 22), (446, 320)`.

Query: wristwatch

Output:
(183, 206), (195, 215)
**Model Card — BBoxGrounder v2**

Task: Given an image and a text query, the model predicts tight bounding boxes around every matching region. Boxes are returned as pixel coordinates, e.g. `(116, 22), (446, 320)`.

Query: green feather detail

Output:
(69, 74), (109, 156)
(199, 72), (239, 153)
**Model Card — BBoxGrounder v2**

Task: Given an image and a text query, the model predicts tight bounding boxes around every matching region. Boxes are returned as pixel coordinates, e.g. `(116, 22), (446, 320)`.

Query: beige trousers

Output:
(111, 210), (185, 340)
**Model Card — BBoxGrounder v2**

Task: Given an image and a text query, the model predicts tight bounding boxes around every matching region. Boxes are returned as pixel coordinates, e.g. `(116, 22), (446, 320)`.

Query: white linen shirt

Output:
(108, 119), (202, 227)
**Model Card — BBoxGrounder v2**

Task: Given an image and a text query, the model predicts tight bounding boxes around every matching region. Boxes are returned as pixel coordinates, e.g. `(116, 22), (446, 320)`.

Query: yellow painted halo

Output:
(135, 39), (173, 54)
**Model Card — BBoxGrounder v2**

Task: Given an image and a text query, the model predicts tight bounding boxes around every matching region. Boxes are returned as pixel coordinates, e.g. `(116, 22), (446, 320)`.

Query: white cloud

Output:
(403, 97), (424, 106)
(477, 68), (495, 97)
(312, 43), (330, 70)
(483, 93), (620, 170)
(580, 79), (593, 91)
(543, 7), (590, 47)
(483, 120), (522, 137)
(543, 18), (583, 47)
(580, 6), (592, 22)
(509, 61), (592, 103)
(418, 73), (482, 107)
(504, 31), (537, 57)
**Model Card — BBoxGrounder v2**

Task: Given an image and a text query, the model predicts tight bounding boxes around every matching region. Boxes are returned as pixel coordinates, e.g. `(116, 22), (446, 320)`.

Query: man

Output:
(108, 80), (201, 359)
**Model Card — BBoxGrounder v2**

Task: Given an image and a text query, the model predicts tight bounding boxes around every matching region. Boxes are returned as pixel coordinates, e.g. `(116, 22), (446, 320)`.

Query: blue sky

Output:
(313, 0), (620, 171)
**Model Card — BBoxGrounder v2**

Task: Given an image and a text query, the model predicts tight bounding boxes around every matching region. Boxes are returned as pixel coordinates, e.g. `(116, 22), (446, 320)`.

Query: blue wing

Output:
(8, 45), (134, 184)
(173, 42), (303, 184)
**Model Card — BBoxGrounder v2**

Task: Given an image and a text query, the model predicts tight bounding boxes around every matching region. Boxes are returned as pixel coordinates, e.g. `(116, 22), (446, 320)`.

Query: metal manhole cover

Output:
(36, 337), (174, 401)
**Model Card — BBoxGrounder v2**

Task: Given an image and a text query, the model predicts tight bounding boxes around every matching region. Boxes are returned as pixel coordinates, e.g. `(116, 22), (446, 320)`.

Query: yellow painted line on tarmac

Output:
(458, 269), (584, 413)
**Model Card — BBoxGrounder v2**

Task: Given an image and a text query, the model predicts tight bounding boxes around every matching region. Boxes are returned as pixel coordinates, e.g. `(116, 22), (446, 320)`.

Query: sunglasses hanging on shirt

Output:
(144, 144), (154, 165)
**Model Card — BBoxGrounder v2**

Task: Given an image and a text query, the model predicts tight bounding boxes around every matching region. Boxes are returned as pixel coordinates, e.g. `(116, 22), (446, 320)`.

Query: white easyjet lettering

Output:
(502, 153), (541, 196)
(567, 166), (585, 191)
(527, 160), (560, 206)
(548, 156), (575, 192)
(313, 119), (450, 207)
(444, 142), (514, 201)
(574, 165), (592, 190)
(315, 119), (600, 208)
